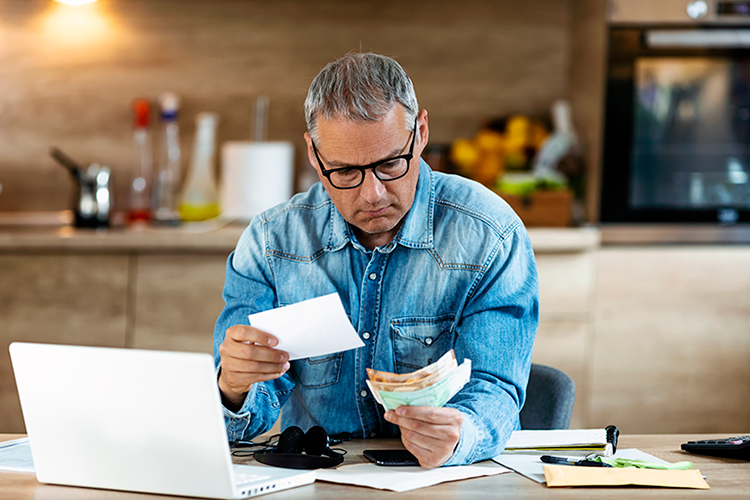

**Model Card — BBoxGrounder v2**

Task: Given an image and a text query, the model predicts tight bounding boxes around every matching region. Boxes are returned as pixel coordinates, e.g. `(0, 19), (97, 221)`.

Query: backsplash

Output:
(0, 0), (575, 212)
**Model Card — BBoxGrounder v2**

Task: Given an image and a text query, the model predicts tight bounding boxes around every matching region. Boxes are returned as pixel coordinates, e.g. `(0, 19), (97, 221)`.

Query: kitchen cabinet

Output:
(0, 251), (228, 433)
(2, 227), (747, 436)
(0, 227), (239, 433)
(131, 254), (226, 354)
(591, 246), (750, 434)
(0, 254), (130, 432)
(533, 249), (596, 429)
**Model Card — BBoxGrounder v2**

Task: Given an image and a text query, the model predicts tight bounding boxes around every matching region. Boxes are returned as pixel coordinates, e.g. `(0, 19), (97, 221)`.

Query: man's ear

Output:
(303, 132), (318, 172)
(415, 109), (430, 157)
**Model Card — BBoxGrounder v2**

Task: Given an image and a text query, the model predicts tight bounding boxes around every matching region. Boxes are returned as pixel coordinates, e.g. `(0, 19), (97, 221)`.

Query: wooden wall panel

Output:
(0, 0), (572, 212)
(568, 0), (607, 222)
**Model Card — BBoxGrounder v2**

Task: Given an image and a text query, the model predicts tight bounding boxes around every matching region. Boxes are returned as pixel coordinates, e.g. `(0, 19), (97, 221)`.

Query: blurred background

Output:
(0, 0), (603, 221)
(0, 0), (748, 438)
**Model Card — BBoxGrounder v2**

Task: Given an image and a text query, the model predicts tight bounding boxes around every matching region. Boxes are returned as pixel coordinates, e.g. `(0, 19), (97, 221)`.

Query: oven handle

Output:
(647, 29), (750, 48)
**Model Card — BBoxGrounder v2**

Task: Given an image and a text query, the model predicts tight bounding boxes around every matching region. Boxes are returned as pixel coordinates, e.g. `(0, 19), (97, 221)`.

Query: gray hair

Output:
(305, 52), (419, 144)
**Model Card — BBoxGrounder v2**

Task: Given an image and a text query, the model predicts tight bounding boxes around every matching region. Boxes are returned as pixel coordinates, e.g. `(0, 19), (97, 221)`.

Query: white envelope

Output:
(248, 293), (364, 360)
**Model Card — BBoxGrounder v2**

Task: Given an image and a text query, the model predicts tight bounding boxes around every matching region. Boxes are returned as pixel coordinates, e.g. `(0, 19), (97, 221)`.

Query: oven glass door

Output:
(633, 57), (750, 211)
(601, 28), (750, 223)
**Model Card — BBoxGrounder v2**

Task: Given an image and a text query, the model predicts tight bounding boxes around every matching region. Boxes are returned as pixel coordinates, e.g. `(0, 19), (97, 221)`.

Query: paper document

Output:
(503, 428), (613, 456)
(248, 293), (364, 360)
(0, 438), (35, 473)
(316, 462), (509, 492)
(494, 448), (668, 484)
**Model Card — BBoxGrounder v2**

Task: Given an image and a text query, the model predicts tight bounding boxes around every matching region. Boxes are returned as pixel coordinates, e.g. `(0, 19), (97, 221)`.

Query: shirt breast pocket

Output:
(292, 353), (343, 388)
(390, 316), (455, 373)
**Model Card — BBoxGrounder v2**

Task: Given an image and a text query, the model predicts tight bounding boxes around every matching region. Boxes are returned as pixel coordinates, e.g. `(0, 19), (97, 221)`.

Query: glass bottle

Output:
(179, 112), (220, 221)
(152, 92), (182, 225)
(128, 98), (153, 223)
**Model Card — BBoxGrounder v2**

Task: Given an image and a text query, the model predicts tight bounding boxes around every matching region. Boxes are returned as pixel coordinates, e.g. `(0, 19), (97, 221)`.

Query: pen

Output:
(540, 455), (613, 467)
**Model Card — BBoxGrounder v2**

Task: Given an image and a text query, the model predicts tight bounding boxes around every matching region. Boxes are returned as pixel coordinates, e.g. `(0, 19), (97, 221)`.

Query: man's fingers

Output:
(224, 368), (289, 388)
(221, 340), (289, 365)
(226, 325), (279, 347)
(218, 325), (292, 406)
(385, 407), (463, 437)
(220, 326), (289, 365)
(222, 357), (290, 375)
(401, 438), (431, 461)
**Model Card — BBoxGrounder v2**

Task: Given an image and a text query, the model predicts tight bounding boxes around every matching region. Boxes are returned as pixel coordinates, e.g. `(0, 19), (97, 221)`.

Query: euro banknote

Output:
(365, 350), (471, 411)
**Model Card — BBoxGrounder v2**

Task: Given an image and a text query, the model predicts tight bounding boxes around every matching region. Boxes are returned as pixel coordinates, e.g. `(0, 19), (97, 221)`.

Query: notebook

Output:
(502, 428), (618, 457)
(9, 342), (315, 499)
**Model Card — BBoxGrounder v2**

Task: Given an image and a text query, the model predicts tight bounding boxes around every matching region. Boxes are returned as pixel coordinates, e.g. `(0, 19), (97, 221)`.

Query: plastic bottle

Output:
(179, 112), (220, 221)
(128, 99), (153, 223)
(152, 92), (182, 225)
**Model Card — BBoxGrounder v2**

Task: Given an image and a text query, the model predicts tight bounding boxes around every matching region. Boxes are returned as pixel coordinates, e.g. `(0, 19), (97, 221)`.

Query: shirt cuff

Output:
(221, 384), (259, 442)
(442, 411), (482, 466)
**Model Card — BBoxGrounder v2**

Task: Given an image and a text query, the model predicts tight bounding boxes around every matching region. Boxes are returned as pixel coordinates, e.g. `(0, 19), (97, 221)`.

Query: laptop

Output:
(9, 342), (315, 499)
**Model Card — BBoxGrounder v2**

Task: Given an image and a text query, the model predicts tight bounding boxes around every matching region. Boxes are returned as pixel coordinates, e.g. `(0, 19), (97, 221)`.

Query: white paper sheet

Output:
(316, 462), (510, 492)
(248, 293), (364, 360)
(0, 438), (35, 473)
(493, 448), (669, 484)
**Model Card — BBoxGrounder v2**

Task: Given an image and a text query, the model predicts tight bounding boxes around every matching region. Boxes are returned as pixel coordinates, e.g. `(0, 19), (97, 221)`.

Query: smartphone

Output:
(363, 449), (419, 466)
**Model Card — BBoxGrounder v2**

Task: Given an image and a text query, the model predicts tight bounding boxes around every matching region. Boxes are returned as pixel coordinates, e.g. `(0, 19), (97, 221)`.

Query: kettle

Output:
(51, 147), (112, 228)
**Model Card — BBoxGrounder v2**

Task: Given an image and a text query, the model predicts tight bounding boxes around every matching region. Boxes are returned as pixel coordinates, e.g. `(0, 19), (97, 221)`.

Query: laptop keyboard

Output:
(232, 464), (271, 485)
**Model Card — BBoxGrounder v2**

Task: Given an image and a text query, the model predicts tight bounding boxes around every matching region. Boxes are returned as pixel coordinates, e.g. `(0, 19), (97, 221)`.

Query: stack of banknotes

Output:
(365, 350), (471, 411)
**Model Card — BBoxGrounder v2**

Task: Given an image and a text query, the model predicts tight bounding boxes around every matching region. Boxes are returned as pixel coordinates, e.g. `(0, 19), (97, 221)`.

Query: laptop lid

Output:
(9, 342), (313, 499)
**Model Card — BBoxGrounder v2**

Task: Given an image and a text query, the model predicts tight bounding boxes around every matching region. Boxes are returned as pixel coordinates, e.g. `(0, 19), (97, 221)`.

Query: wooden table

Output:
(1, 434), (747, 499)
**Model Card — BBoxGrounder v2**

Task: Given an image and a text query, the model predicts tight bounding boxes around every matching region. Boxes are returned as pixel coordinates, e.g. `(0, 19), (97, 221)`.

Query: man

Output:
(214, 52), (538, 468)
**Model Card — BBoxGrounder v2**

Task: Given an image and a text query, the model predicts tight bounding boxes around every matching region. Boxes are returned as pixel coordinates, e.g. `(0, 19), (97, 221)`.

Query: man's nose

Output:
(359, 169), (386, 203)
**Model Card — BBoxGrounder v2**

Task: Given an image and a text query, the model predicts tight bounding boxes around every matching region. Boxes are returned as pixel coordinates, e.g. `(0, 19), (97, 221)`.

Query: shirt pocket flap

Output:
(391, 316), (455, 373)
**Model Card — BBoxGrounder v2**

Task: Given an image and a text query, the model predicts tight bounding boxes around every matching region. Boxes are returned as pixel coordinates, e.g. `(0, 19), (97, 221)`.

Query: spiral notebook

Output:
(502, 427), (619, 457)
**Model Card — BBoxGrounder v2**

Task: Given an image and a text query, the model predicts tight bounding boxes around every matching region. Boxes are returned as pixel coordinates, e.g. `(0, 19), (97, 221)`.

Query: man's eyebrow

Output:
(324, 146), (405, 169)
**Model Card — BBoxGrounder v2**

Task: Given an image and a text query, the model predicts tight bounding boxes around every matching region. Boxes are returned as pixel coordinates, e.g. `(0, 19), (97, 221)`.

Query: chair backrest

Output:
(519, 364), (576, 430)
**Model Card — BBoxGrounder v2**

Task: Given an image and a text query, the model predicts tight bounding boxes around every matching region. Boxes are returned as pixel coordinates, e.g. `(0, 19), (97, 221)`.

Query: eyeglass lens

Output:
(329, 158), (409, 188)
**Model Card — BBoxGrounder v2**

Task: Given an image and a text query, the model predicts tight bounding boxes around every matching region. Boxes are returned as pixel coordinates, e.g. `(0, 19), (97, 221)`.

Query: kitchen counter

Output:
(601, 224), (750, 245)
(0, 217), (600, 254)
(0, 224), (246, 253)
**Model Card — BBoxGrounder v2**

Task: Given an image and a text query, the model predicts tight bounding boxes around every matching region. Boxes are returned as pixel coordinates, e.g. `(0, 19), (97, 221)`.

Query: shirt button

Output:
(360, 390), (368, 398)
(425, 337), (433, 346)
(362, 332), (371, 340)
(368, 272), (377, 280)
(370, 432), (377, 438)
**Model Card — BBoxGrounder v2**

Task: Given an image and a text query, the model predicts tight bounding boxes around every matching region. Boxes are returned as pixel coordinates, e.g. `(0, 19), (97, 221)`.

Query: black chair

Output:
(519, 364), (576, 430)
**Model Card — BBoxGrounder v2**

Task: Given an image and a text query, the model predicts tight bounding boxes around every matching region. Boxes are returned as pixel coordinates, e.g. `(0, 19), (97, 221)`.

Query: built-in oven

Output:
(601, 0), (750, 224)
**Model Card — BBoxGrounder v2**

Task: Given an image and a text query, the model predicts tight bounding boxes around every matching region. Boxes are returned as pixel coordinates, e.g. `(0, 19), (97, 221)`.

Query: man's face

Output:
(305, 106), (429, 249)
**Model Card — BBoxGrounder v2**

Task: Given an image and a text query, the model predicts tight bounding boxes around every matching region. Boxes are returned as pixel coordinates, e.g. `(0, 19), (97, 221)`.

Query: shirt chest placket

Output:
(355, 248), (388, 438)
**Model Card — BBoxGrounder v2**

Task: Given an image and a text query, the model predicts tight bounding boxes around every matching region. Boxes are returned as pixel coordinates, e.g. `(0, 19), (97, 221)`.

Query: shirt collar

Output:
(394, 158), (434, 249)
(325, 158), (435, 252)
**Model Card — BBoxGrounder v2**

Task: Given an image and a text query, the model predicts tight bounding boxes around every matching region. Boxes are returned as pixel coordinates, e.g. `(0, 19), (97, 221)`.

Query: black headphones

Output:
(254, 426), (345, 469)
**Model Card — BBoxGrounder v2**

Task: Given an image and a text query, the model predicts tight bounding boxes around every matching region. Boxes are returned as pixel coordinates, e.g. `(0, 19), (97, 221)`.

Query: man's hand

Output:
(384, 406), (463, 468)
(218, 325), (290, 408)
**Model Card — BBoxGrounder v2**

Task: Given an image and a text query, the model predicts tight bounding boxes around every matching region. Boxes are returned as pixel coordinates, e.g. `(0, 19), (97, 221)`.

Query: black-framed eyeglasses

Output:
(311, 118), (417, 190)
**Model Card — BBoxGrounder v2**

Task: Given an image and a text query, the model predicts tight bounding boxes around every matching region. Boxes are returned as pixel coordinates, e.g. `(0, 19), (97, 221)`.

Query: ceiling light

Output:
(55, 0), (98, 6)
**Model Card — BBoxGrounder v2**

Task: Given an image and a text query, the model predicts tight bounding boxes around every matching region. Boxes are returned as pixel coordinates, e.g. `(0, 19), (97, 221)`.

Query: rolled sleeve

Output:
(214, 220), (296, 441)
(444, 224), (539, 465)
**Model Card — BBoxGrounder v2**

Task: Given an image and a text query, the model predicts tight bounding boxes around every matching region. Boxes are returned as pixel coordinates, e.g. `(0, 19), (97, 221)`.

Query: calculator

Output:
(681, 436), (750, 460)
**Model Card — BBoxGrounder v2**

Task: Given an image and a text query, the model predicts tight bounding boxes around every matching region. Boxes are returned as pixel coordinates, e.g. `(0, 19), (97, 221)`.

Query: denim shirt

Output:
(213, 160), (538, 466)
